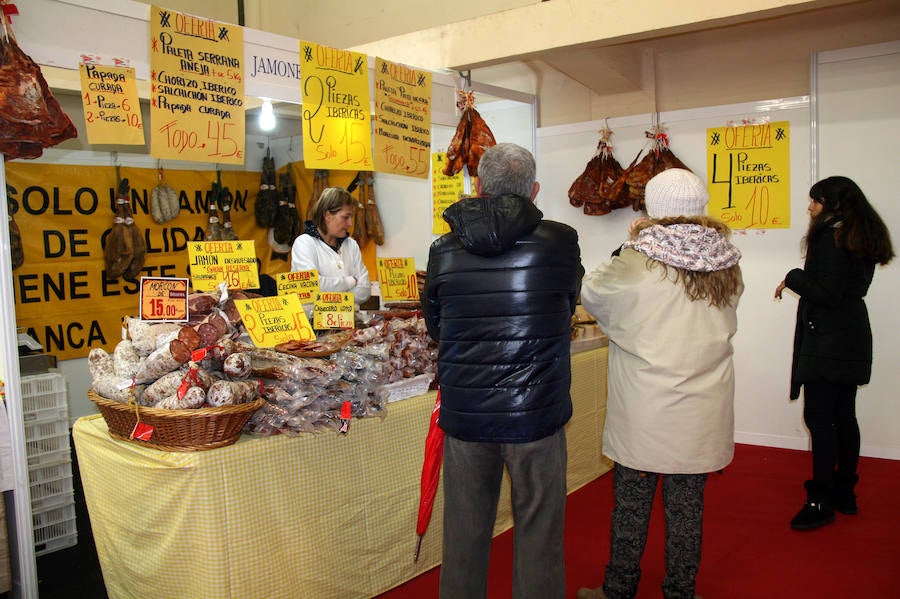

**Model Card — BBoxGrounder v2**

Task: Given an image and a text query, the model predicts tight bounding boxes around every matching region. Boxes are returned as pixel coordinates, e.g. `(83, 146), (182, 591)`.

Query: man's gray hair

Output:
(478, 143), (536, 199)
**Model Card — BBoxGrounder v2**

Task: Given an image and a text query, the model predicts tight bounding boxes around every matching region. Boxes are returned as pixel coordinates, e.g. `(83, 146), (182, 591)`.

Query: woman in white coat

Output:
(577, 169), (743, 599)
(291, 187), (371, 314)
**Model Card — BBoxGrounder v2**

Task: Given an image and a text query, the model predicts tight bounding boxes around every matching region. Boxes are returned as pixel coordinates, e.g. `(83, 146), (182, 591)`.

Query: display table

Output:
(73, 344), (610, 599)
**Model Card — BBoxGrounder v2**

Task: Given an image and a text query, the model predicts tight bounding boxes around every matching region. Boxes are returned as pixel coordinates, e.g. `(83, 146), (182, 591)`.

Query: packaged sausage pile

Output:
(88, 288), (438, 437)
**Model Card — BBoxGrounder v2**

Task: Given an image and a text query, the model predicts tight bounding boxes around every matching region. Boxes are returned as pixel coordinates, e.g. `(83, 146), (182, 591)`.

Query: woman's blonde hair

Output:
(311, 187), (357, 231)
(631, 215), (743, 308)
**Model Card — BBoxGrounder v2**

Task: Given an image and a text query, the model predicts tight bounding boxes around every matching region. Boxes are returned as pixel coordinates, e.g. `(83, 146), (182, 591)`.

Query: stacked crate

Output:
(20, 373), (77, 556)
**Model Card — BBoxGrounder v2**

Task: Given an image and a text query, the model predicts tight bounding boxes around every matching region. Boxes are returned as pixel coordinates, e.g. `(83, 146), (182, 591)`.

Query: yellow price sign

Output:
(432, 152), (466, 234)
(234, 295), (314, 348)
(373, 57), (431, 178)
(706, 120), (791, 229)
(376, 257), (418, 301)
(187, 240), (259, 291)
(79, 63), (145, 145)
(299, 40), (372, 170)
(139, 277), (189, 321)
(313, 291), (355, 330)
(275, 270), (320, 302)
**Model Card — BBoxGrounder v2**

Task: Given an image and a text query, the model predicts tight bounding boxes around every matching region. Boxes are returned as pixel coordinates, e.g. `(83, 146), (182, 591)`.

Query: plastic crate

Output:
(24, 419), (71, 466)
(19, 373), (68, 423)
(28, 461), (74, 509)
(32, 503), (77, 557)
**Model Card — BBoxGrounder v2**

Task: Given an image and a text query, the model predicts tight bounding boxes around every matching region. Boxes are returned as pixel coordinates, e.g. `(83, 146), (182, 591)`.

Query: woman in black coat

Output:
(775, 176), (893, 531)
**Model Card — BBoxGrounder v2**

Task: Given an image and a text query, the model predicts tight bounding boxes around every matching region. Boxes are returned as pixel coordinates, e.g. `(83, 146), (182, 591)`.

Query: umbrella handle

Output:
(414, 535), (423, 563)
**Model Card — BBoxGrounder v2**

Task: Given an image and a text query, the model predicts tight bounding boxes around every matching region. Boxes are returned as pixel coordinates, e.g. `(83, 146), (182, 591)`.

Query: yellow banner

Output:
(299, 40), (372, 171)
(373, 57), (431, 178)
(235, 295), (314, 347)
(376, 257), (418, 302)
(188, 240), (259, 291)
(432, 152), (466, 234)
(6, 162), (262, 361)
(313, 292), (355, 330)
(706, 120), (791, 229)
(79, 64), (145, 145)
(149, 5), (245, 164)
(275, 270), (319, 302)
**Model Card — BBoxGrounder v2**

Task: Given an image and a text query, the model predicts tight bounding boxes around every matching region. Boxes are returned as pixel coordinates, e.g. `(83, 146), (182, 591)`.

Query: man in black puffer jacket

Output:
(423, 143), (584, 599)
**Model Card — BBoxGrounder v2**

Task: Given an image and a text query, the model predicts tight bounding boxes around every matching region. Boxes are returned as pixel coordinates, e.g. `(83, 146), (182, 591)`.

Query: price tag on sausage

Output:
(149, 5), (245, 164)
(275, 270), (320, 302)
(299, 40), (372, 170)
(139, 277), (189, 321)
(313, 292), (355, 330)
(234, 295), (315, 347)
(376, 257), (418, 301)
(188, 240), (259, 291)
(79, 63), (145, 145)
(373, 57), (431, 178)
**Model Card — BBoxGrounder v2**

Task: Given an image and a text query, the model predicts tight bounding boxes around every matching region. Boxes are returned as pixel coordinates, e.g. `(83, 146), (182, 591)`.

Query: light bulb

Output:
(259, 98), (276, 132)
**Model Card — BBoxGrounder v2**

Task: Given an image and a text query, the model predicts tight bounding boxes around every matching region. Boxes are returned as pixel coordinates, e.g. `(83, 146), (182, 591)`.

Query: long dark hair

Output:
(805, 176), (894, 265)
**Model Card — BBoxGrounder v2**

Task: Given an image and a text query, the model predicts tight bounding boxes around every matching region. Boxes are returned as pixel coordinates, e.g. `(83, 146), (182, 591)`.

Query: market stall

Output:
(73, 341), (609, 599)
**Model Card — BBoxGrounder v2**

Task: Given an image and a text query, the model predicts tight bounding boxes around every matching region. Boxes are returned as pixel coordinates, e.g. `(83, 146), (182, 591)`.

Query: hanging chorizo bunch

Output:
(568, 125), (628, 216)
(305, 169), (329, 223)
(273, 171), (301, 246)
(362, 174), (384, 246)
(150, 166), (179, 224)
(254, 147), (279, 228)
(443, 90), (496, 178)
(625, 123), (689, 211)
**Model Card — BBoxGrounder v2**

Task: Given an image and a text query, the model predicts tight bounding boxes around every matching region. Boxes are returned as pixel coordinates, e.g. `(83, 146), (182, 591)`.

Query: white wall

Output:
(815, 42), (900, 460)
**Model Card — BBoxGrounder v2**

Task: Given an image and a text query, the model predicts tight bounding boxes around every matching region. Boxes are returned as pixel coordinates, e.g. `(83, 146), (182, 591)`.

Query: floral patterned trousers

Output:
(603, 463), (708, 599)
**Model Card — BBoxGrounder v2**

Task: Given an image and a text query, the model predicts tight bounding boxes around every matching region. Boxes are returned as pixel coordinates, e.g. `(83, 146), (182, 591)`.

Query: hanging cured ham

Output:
(0, 19), (76, 160)
(625, 125), (689, 211)
(443, 90), (496, 178)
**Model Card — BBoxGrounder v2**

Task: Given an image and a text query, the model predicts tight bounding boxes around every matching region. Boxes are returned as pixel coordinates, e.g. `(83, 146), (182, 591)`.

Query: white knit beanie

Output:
(644, 168), (709, 218)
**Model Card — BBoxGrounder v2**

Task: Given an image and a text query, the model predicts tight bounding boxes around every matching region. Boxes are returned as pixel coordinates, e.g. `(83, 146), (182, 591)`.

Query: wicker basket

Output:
(89, 391), (264, 452)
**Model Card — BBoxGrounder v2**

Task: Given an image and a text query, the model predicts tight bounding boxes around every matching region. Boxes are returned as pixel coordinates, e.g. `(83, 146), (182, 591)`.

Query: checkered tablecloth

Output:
(73, 345), (609, 599)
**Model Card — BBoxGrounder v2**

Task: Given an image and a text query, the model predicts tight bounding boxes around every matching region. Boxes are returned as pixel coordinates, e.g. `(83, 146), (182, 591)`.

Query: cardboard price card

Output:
(235, 295), (315, 347)
(275, 270), (320, 302)
(373, 57), (431, 178)
(79, 63), (145, 145)
(706, 120), (791, 230)
(299, 40), (372, 170)
(139, 277), (189, 321)
(376, 257), (418, 301)
(188, 240), (259, 291)
(150, 5), (245, 164)
(313, 291), (355, 330)
(432, 152), (467, 234)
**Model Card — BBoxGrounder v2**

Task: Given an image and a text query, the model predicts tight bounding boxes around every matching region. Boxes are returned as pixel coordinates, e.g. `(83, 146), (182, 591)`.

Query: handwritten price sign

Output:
(376, 257), (418, 301)
(79, 63), (145, 145)
(706, 120), (791, 230)
(235, 295), (315, 347)
(373, 57), (431, 178)
(187, 240), (259, 291)
(313, 291), (355, 330)
(432, 152), (467, 234)
(300, 40), (372, 171)
(139, 277), (189, 321)
(149, 5), (245, 165)
(275, 269), (320, 302)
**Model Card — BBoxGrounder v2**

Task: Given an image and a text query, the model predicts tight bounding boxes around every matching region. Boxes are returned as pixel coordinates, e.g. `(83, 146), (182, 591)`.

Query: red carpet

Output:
(377, 443), (900, 598)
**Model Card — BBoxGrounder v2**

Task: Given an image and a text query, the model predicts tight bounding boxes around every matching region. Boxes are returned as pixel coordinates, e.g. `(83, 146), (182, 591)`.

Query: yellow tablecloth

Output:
(73, 345), (610, 599)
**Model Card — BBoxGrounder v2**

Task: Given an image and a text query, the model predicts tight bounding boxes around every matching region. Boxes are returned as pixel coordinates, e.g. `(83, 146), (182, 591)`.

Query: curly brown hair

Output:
(630, 215), (744, 308)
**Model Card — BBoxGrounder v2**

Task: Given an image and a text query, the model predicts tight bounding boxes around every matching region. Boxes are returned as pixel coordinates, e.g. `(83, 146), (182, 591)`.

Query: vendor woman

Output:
(291, 186), (371, 308)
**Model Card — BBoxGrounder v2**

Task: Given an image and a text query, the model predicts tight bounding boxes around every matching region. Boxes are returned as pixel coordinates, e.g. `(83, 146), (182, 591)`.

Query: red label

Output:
(132, 421), (154, 441)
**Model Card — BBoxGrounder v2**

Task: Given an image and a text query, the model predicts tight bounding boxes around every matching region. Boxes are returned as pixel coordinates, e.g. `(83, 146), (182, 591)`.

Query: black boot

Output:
(833, 473), (859, 515)
(790, 480), (835, 531)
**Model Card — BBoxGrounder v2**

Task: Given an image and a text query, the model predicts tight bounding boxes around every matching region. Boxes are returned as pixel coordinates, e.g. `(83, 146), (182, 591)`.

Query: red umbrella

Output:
(414, 390), (444, 562)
